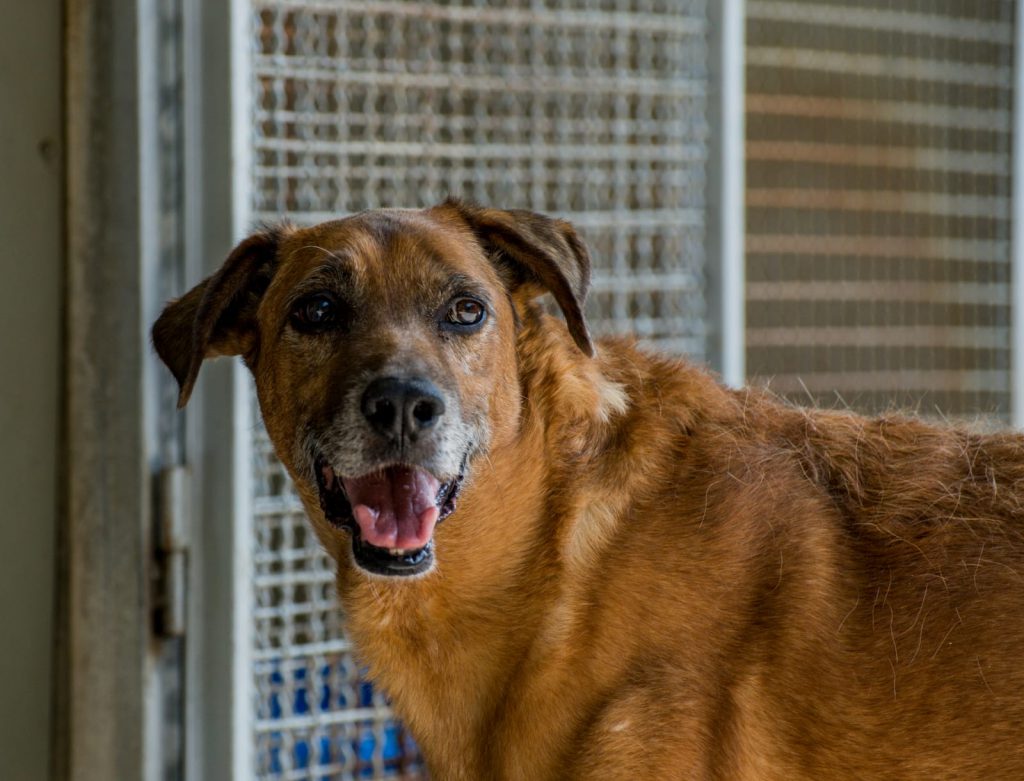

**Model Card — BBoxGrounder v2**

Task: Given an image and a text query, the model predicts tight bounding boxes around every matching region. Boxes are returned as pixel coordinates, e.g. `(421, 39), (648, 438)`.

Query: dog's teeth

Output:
(389, 547), (407, 556)
(321, 463), (336, 489)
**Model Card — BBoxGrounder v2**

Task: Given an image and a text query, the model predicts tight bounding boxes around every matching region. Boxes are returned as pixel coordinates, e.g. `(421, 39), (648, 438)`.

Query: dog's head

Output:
(153, 200), (593, 577)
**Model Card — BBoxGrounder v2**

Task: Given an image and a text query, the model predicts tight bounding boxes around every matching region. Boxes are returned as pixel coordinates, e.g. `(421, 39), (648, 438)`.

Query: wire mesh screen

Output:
(745, 0), (1015, 418)
(246, 2), (712, 777)
(252, 428), (424, 779)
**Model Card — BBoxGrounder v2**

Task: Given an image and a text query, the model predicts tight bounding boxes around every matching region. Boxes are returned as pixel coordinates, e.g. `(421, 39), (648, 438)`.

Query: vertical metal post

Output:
(182, 0), (255, 777)
(707, 0), (746, 386)
(1012, 0), (1024, 427)
(720, 0), (746, 387)
(229, 1), (256, 776)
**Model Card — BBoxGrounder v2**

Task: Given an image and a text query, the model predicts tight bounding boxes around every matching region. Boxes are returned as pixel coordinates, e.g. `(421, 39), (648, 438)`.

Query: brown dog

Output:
(154, 201), (1024, 779)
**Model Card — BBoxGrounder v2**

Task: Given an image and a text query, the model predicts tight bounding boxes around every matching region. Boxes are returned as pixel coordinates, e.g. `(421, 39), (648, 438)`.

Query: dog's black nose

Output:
(361, 377), (446, 441)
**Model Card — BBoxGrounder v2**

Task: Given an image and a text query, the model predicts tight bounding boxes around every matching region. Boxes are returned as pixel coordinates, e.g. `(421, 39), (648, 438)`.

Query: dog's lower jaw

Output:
(349, 534), (436, 579)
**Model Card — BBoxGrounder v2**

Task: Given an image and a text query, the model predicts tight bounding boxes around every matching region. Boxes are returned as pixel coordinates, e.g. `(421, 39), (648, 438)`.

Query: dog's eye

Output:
(292, 293), (339, 330)
(445, 298), (486, 328)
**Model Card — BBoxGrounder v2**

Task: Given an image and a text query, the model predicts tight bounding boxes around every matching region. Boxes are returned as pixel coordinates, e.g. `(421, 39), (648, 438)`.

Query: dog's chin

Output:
(313, 454), (464, 578)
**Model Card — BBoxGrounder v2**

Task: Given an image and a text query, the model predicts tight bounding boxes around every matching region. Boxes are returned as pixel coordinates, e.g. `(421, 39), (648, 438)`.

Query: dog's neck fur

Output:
(333, 308), (724, 779)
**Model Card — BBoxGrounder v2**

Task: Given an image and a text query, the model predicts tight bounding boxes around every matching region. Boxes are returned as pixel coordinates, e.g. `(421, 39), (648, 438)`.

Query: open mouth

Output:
(314, 455), (463, 577)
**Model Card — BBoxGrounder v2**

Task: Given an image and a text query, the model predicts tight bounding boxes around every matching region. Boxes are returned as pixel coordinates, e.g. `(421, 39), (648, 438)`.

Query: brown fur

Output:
(154, 201), (1024, 779)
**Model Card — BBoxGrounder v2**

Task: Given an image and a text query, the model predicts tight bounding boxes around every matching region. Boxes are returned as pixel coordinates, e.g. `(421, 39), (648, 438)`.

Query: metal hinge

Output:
(155, 465), (190, 637)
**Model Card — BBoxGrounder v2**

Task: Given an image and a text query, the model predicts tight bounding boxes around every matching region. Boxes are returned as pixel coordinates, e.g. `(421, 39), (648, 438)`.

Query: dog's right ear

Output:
(152, 229), (281, 408)
(439, 199), (595, 357)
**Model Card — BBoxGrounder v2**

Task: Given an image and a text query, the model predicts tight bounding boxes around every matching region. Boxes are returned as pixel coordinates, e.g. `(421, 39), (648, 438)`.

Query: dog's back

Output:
(567, 347), (1024, 778)
(780, 404), (1024, 777)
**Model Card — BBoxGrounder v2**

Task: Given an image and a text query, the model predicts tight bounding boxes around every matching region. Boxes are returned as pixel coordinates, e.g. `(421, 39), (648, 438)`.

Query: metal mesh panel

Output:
(247, 2), (711, 777)
(252, 430), (424, 779)
(252, 0), (710, 354)
(745, 0), (1015, 417)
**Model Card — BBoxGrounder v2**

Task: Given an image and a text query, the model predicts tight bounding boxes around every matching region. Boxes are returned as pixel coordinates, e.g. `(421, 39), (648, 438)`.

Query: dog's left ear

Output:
(441, 199), (595, 357)
(152, 229), (281, 408)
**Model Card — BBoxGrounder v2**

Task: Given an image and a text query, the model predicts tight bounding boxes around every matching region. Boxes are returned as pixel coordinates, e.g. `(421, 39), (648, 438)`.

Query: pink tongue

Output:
(341, 466), (441, 550)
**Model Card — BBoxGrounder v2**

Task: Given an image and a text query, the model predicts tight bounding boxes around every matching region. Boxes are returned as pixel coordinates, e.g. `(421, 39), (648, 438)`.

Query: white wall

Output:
(0, 1), (62, 779)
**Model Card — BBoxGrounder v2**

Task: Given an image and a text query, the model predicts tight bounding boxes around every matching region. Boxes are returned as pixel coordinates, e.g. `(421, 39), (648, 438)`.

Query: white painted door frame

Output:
(707, 0), (747, 386)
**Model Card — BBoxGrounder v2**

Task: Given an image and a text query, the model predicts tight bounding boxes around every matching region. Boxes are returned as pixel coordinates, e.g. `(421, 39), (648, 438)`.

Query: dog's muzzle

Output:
(313, 375), (466, 577)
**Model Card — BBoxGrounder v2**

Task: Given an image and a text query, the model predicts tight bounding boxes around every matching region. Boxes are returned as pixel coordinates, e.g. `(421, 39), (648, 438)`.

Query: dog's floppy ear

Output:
(442, 199), (594, 357)
(152, 229), (281, 408)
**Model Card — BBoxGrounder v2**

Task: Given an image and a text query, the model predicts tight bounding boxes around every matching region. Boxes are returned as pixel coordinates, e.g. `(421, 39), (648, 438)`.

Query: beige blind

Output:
(745, 0), (1014, 418)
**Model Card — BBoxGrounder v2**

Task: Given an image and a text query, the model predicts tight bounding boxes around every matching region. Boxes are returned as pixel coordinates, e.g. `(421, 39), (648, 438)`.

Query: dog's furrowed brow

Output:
(442, 272), (490, 300)
(285, 262), (357, 305)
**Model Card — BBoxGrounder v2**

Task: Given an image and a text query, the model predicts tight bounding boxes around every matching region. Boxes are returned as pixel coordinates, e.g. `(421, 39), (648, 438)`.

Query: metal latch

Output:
(156, 465), (190, 637)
